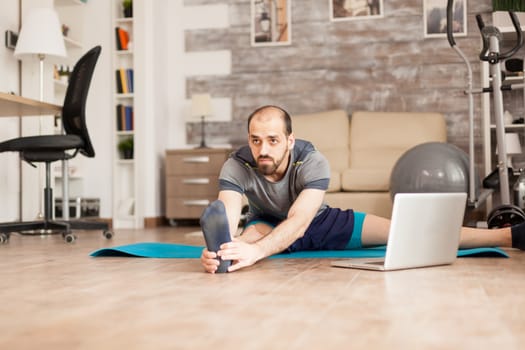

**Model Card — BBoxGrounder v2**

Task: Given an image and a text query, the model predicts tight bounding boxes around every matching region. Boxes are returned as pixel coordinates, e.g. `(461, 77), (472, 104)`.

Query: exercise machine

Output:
(446, 0), (525, 227)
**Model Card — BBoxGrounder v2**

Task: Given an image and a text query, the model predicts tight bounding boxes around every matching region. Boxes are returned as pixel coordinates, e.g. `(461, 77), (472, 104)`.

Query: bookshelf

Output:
(112, 0), (140, 228)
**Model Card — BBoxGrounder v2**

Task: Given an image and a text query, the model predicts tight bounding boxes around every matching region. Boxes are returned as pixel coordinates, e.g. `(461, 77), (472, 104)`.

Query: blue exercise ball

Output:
(390, 142), (478, 200)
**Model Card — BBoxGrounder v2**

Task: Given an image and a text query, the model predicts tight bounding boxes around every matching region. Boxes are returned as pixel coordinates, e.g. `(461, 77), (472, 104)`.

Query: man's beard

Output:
(257, 151), (288, 176)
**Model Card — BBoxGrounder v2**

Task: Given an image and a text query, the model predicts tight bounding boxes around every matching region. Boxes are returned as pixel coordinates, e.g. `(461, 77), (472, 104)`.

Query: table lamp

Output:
(497, 133), (522, 170)
(14, 7), (67, 102)
(190, 93), (212, 148)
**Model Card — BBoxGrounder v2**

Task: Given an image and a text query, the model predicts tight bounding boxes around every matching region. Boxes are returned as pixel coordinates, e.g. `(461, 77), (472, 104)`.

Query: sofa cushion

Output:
(324, 191), (393, 218)
(344, 111), (447, 191)
(328, 171), (341, 192)
(292, 110), (349, 191)
(342, 168), (390, 191)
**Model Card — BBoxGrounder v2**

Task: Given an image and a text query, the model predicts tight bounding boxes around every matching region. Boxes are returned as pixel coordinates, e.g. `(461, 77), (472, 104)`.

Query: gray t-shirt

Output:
(219, 139), (330, 224)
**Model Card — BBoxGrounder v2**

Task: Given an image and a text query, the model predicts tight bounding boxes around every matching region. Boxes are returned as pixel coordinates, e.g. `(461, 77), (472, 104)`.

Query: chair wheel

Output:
(0, 233), (10, 244)
(487, 204), (525, 228)
(103, 230), (113, 239)
(64, 233), (76, 243)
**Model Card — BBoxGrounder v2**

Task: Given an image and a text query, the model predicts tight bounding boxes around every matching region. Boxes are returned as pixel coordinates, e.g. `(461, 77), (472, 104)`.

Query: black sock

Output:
(200, 200), (232, 273)
(510, 221), (525, 250)
(199, 200), (231, 252)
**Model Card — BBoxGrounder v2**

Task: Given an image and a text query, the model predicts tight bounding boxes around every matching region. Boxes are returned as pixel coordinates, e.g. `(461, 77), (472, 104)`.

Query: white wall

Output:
(0, 0), (232, 222)
(110, 0), (232, 221)
(0, 0), (20, 221)
(80, 0), (112, 218)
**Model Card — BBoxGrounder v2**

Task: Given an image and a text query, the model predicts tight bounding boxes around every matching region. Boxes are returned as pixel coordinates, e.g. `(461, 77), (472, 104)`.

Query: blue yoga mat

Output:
(90, 242), (509, 259)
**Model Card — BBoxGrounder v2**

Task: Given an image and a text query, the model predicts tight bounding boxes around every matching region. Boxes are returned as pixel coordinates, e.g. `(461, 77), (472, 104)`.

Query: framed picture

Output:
(329, 0), (383, 22)
(251, 0), (291, 46)
(423, 0), (467, 38)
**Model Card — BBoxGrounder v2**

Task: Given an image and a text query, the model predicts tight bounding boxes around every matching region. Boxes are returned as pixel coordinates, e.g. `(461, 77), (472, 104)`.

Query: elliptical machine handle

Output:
(446, 0), (456, 47)
(500, 11), (524, 60)
(475, 14), (491, 61)
(477, 11), (523, 62)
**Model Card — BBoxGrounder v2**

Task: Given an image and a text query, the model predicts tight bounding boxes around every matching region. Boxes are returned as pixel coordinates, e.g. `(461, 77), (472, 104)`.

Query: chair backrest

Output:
(62, 45), (101, 158)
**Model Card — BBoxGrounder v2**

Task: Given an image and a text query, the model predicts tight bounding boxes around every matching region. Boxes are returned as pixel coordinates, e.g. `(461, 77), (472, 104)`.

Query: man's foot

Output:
(510, 220), (525, 250)
(200, 200), (232, 273)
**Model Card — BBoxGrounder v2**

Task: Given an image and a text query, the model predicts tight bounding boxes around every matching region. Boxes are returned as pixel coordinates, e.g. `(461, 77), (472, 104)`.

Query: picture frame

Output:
(251, 0), (292, 47)
(423, 0), (467, 38)
(329, 0), (383, 22)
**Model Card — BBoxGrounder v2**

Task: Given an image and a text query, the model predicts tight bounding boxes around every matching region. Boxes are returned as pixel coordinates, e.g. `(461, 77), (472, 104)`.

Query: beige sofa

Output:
(292, 110), (447, 218)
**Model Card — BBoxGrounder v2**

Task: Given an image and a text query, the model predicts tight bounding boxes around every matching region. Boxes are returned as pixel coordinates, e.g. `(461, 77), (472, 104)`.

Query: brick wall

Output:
(185, 0), (493, 169)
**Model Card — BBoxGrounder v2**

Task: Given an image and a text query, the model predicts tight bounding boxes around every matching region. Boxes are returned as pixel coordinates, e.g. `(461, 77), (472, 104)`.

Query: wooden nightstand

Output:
(165, 148), (231, 222)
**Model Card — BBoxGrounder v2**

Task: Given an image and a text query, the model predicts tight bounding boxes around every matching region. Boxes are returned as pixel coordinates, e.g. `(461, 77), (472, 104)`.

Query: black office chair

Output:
(0, 45), (112, 243)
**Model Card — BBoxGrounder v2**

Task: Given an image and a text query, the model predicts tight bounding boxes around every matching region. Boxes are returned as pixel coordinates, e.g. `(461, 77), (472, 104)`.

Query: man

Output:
(200, 105), (525, 273)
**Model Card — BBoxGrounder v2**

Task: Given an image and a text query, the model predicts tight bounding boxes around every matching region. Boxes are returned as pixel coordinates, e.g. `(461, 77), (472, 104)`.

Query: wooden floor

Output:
(1, 225), (524, 350)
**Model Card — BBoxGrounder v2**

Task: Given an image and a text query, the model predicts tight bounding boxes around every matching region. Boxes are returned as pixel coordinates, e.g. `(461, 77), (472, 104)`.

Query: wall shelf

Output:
(54, 0), (86, 7)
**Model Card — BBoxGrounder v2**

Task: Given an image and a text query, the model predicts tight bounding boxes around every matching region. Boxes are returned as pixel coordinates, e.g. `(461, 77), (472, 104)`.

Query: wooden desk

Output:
(0, 92), (61, 117)
(0, 92), (67, 219)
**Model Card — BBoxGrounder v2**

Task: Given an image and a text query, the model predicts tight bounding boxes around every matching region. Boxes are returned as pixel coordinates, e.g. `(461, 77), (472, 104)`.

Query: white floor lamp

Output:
(14, 7), (67, 102)
(14, 7), (67, 220)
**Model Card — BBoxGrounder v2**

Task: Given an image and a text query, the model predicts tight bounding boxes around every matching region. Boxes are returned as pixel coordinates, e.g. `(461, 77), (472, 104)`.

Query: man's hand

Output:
(200, 248), (220, 274)
(217, 238), (265, 272)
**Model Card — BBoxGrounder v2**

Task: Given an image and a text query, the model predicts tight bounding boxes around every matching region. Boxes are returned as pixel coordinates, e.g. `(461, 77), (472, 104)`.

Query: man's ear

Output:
(288, 133), (295, 150)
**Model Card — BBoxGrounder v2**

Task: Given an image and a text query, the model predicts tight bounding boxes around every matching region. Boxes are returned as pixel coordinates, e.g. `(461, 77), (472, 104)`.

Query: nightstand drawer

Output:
(165, 148), (231, 220)
(166, 197), (214, 218)
(166, 151), (229, 176)
(166, 175), (219, 197)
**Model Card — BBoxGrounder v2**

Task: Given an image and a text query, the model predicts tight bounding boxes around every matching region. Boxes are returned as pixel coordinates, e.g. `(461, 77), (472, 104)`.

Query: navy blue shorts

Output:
(245, 207), (365, 252)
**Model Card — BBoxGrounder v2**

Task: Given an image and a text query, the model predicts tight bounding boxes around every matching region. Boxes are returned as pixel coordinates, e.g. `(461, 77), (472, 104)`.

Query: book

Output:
(115, 27), (130, 51)
(115, 70), (123, 93)
(115, 27), (122, 50)
(118, 27), (129, 50)
(116, 104), (123, 130)
(120, 104), (126, 130)
(126, 69), (134, 93)
(119, 68), (128, 94)
(125, 106), (133, 131)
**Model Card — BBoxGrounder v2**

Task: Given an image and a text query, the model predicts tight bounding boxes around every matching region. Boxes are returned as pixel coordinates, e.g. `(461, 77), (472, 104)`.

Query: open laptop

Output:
(331, 192), (467, 271)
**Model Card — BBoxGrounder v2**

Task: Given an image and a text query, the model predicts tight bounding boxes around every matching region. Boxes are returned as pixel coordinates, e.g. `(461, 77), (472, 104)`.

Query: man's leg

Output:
(238, 222), (273, 243)
(360, 214), (390, 247)
(458, 225), (511, 249)
(360, 213), (516, 249)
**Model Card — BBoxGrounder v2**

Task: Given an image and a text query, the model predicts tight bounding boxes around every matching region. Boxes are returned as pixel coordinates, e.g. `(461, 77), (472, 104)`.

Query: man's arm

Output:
(217, 190), (243, 238)
(218, 188), (325, 272)
(217, 190), (270, 242)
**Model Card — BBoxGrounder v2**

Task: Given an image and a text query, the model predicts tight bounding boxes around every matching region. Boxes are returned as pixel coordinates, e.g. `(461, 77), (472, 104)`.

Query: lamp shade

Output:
(190, 94), (212, 119)
(14, 7), (67, 59)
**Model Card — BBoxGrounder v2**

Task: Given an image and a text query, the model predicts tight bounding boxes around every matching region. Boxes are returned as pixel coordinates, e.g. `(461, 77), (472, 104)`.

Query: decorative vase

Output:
(123, 7), (132, 18)
(122, 149), (133, 159)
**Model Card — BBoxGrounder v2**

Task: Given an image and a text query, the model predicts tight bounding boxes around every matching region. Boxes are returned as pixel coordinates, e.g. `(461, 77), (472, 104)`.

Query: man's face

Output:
(248, 110), (294, 180)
